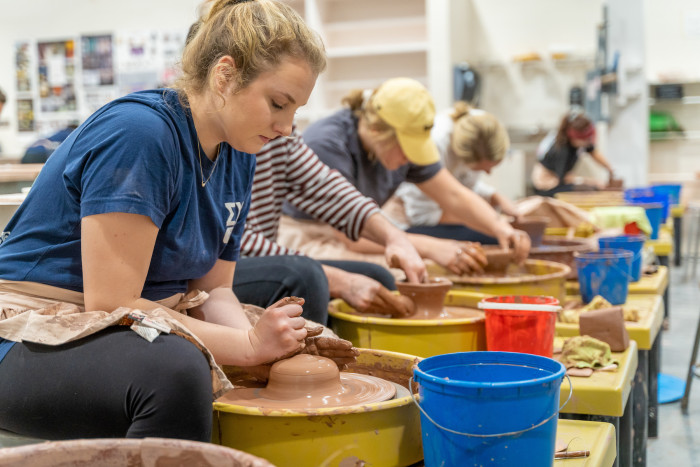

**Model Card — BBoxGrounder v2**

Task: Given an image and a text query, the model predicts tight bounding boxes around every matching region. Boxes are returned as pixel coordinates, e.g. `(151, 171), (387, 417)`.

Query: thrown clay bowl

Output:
(395, 277), (453, 319)
(482, 246), (515, 273)
(511, 216), (551, 247)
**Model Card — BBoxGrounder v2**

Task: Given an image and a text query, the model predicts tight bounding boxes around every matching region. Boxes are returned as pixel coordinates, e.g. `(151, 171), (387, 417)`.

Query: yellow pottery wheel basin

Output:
(212, 348), (423, 467)
(329, 292), (486, 358)
(426, 258), (570, 303)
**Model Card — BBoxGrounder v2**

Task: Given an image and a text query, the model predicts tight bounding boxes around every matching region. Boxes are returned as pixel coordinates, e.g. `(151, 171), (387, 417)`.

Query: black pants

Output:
(406, 224), (498, 244)
(0, 327), (213, 441)
(534, 184), (599, 197)
(233, 256), (396, 325)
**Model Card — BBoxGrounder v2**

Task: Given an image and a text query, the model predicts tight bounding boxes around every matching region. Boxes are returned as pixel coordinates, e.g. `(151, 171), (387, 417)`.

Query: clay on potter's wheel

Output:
(395, 277), (453, 319)
(511, 216), (550, 247)
(217, 354), (396, 409)
(482, 245), (515, 273)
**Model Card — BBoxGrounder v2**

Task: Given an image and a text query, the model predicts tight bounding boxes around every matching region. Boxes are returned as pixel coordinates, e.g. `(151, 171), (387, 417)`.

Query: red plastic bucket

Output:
(478, 295), (561, 357)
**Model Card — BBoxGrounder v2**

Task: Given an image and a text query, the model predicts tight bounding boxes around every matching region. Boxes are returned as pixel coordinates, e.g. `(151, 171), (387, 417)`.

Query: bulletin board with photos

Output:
(13, 29), (187, 138)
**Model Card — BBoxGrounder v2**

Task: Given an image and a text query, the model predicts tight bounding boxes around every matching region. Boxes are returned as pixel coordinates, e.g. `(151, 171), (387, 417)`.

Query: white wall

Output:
(645, 0), (700, 83)
(463, 0), (604, 131)
(0, 0), (201, 157)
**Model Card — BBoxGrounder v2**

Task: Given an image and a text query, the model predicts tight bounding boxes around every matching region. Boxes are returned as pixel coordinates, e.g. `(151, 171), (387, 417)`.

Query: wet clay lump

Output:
(217, 354), (396, 409)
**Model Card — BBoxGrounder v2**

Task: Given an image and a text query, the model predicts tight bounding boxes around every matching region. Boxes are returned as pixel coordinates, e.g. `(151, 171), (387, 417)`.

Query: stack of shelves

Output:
(648, 81), (700, 186)
(283, 0), (428, 126)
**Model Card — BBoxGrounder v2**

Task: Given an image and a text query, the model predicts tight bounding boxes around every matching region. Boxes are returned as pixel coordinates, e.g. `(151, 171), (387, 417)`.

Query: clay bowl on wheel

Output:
(395, 277), (453, 319)
(511, 216), (551, 247)
(482, 246), (515, 274)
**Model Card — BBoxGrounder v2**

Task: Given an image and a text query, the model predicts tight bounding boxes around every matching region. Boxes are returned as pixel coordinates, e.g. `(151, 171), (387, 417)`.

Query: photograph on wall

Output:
(17, 99), (35, 132)
(81, 34), (114, 86)
(15, 41), (32, 93)
(115, 30), (160, 95)
(37, 39), (77, 112)
(158, 30), (187, 87)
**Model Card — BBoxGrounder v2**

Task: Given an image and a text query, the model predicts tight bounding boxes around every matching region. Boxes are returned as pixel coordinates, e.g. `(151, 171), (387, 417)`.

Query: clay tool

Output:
(554, 450), (590, 459)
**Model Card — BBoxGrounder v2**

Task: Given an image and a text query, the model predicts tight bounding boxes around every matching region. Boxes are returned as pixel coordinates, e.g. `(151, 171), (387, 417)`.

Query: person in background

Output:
(531, 111), (615, 196)
(396, 101), (519, 242)
(283, 77), (530, 272)
(0, 0), (355, 443)
(21, 122), (79, 164)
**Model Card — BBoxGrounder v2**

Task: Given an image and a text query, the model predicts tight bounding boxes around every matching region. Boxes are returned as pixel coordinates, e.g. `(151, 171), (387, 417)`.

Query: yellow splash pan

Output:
(212, 348), (423, 467)
(427, 258), (571, 303)
(329, 291), (486, 358)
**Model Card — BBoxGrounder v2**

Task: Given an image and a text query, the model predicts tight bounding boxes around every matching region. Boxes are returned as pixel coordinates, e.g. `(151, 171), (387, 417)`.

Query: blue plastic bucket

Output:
(413, 351), (568, 467)
(575, 248), (633, 305)
(628, 202), (663, 240)
(624, 188), (670, 221)
(651, 183), (682, 206)
(598, 235), (645, 282)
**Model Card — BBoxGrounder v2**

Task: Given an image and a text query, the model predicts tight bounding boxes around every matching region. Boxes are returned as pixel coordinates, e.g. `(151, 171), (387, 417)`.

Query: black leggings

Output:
(0, 327), (212, 441)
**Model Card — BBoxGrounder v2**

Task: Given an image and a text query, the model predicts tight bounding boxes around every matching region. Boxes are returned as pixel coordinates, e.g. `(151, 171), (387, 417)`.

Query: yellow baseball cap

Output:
(370, 77), (440, 166)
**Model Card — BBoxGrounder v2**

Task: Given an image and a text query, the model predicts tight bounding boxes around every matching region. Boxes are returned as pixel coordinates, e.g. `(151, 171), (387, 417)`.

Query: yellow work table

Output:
(647, 230), (673, 257)
(566, 265), (668, 297)
(567, 265), (670, 335)
(557, 294), (663, 351)
(559, 340), (637, 417)
(558, 341), (636, 467)
(555, 419), (617, 467)
(557, 294), (663, 465)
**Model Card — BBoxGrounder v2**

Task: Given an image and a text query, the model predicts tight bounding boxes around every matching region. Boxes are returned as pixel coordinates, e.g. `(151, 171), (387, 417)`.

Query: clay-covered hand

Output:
(384, 235), (426, 283)
(508, 229), (531, 263)
(244, 334), (360, 382)
(342, 274), (415, 318)
(425, 238), (487, 276)
(360, 283), (416, 318)
(247, 296), (307, 365)
(494, 223), (530, 264)
(299, 335), (360, 370)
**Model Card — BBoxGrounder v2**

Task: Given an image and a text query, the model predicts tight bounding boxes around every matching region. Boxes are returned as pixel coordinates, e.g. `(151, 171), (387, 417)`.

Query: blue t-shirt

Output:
(0, 89), (256, 301)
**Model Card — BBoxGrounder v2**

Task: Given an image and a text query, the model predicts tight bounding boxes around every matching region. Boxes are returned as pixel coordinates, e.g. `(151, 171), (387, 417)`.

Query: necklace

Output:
(198, 141), (221, 187)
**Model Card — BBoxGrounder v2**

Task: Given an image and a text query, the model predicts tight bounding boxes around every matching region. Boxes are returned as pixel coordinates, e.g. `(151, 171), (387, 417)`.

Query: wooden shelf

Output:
(327, 41), (428, 58)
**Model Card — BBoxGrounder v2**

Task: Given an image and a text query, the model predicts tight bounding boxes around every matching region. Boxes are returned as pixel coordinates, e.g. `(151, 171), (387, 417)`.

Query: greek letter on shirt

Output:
(223, 202), (242, 244)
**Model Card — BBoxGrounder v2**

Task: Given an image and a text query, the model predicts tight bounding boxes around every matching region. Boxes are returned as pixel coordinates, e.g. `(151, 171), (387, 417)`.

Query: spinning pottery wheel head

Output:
(218, 354), (396, 409)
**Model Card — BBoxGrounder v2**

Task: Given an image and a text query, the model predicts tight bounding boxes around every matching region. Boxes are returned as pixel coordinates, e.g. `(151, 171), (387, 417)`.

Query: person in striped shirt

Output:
(233, 127), (427, 324)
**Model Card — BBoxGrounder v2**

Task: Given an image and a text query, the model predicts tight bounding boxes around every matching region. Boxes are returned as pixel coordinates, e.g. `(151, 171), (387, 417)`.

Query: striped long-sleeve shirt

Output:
(240, 129), (380, 257)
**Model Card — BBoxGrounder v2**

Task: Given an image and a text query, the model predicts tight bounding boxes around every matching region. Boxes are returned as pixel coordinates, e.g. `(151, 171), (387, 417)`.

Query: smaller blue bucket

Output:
(575, 248), (633, 305)
(651, 183), (682, 206)
(628, 202), (664, 240)
(598, 235), (645, 282)
(624, 188), (670, 222)
(413, 351), (568, 467)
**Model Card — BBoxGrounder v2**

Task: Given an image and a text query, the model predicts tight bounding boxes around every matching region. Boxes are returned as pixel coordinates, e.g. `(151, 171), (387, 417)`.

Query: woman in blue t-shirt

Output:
(0, 0), (355, 443)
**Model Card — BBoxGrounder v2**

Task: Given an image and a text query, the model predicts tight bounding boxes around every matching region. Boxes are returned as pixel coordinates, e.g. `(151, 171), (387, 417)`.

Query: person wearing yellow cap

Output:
(395, 101), (520, 239)
(283, 77), (530, 274)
